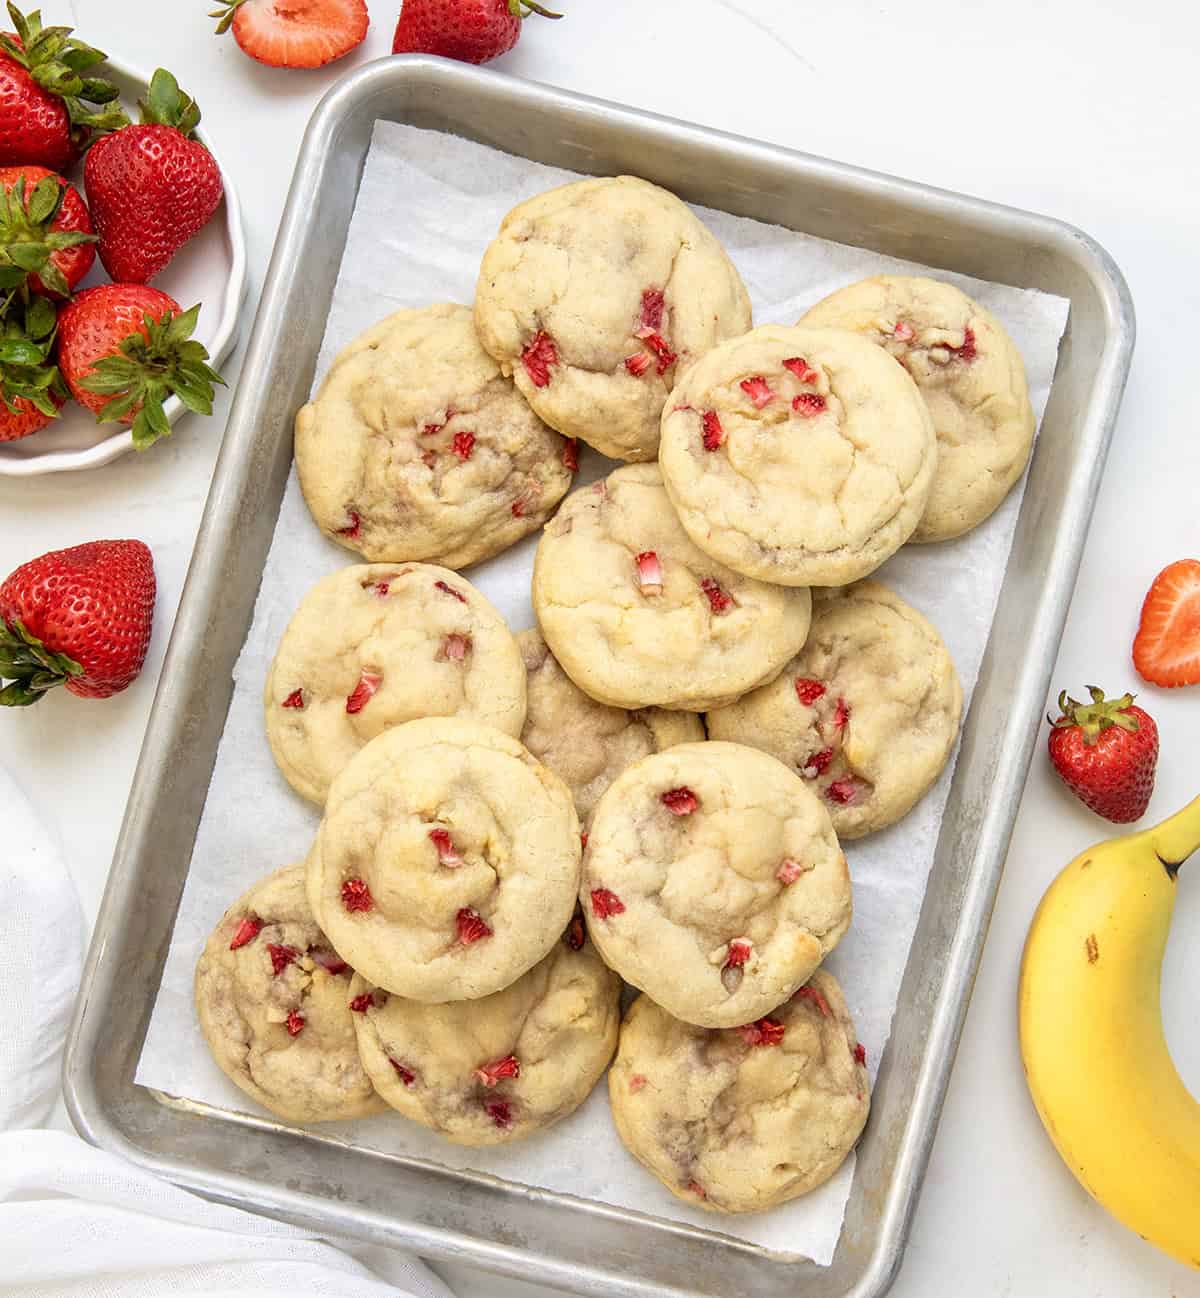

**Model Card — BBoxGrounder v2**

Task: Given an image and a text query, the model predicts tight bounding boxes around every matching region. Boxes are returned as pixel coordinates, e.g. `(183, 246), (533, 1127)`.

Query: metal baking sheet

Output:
(64, 56), (1134, 1298)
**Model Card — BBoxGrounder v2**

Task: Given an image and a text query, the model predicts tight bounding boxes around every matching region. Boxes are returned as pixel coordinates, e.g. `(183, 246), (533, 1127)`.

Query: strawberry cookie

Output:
(706, 581), (962, 839)
(609, 971), (870, 1212)
(349, 923), (620, 1145)
(532, 464), (812, 712)
(800, 276), (1035, 542)
(658, 325), (937, 586)
(474, 176), (752, 462)
(518, 628), (704, 826)
(582, 741), (851, 1028)
(308, 717), (581, 1002)
(194, 863), (384, 1123)
(265, 563), (526, 805)
(295, 303), (572, 568)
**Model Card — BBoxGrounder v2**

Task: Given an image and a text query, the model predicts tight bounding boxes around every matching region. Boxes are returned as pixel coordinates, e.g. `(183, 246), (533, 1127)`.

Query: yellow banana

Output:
(1019, 794), (1200, 1267)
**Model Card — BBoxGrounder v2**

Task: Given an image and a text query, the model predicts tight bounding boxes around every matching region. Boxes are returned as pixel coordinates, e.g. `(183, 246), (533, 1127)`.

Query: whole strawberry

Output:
(210, 0), (369, 69)
(85, 69), (223, 285)
(1047, 686), (1158, 824)
(0, 539), (155, 704)
(392, 0), (561, 65)
(0, 295), (65, 441)
(57, 283), (225, 449)
(0, 5), (128, 170)
(0, 165), (95, 297)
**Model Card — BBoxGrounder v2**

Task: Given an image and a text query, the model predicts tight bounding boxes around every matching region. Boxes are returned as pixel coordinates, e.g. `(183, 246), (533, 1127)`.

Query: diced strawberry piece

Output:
(429, 827), (464, 867)
(686, 1180), (706, 1199)
(725, 939), (752, 968)
(229, 916), (262, 950)
(624, 352), (652, 377)
(795, 677), (826, 706)
(368, 581), (389, 598)
(484, 1098), (513, 1129)
(634, 327), (677, 373)
(451, 430), (476, 461)
(826, 778), (858, 805)
(341, 878), (373, 912)
(267, 943), (299, 976)
(801, 747), (835, 779)
(522, 331), (558, 387)
(564, 911), (585, 950)
(795, 984), (831, 1017)
(834, 697), (851, 730)
(345, 671), (382, 714)
(740, 376), (774, 408)
(456, 907), (492, 944)
(511, 488), (539, 518)
(628, 1073), (647, 1093)
(421, 420), (444, 437)
(389, 1057), (416, 1086)
(782, 357), (818, 384)
(285, 1009), (305, 1037)
(700, 577), (733, 614)
(434, 579), (467, 603)
(776, 858), (805, 885)
(310, 948), (349, 974)
(893, 320), (915, 342)
(701, 409), (725, 451)
(853, 1042), (867, 1066)
(349, 992), (375, 1013)
(950, 327), (977, 362)
(580, 830), (589, 849)
(792, 393), (827, 417)
(640, 288), (665, 331)
(475, 1054), (521, 1087)
(590, 888), (625, 919)
(562, 438), (579, 472)
(1133, 559), (1200, 687)
(737, 1017), (786, 1047)
(337, 510), (361, 540)
(281, 688), (305, 709)
(635, 550), (663, 596)
(438, 633), (471, 662)
(661, 786), (698, 816)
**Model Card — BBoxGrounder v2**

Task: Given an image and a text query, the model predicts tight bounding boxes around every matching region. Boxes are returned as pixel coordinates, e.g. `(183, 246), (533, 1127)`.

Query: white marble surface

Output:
(7, 2), (1200, 1295)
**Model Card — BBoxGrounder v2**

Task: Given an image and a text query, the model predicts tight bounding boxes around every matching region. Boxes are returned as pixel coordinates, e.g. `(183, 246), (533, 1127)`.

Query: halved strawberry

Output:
(211, 0), (369, 69)
(1132, 559), (1200, 688)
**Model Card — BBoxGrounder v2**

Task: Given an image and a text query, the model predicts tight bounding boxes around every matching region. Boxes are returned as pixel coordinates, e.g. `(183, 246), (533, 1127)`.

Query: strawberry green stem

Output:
(0, 616), (82, 706)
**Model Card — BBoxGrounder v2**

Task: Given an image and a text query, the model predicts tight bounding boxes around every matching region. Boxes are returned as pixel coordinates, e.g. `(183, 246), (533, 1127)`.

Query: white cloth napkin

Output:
(0, 1129), (455, 1298)
(0, 766), (453, 1298)
(0, 765), (84, 1131)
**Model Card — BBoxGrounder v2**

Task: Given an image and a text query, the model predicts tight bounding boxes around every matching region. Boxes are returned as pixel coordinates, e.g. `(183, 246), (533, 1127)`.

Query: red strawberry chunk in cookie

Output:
(834, 697), (851, 730)
(337, 510), (361, 540)
(624, 351), (652, 377)
(635, 550), (663, 596)
(564, 912), (585, 950)
(701, 409), (725, 451)
(434, 579), (466, 603)
(700, 577), (734, 614)
(782, 356), (818, 384)
(640, 288), (665, 331)
(950, 327), (977, 362)
(285, 1009), (305, 1037)
(310, 948), (349, 974)
(853, 1042), (867, 1066)
(792, 393), (827, 417)
(826, 777), (858, 805)
(562, 438), (579, 472)
(429, 827), (464, 867)
(737, 1017), (785, 1047)
(776, 858), (805, 885)
(345, 671), (381, 714)
(475, 1054), (521, 1087)
(389, 1057), (416, 1086)
(281, 688), (305, 709)
(451, 430), (475, 461)
(893, 320), (915, 342)
(349, 992), (375, 1013)
(438, 633), (471, 662)
(267, 943), (299, 976)
(522, 331), (558, 387)
(740, 376), (774, 408)
(661, 786), (698, 816)
(484, 1098), (514, 1129)
(341, 878), (373, 912)
(794, 984), (832, 1017)
(794, 677), (826, 706)
(802, 747), (835, 779)
(635, 329), (677, 375)
(229, 916), (262, 950)
(590, 888), (625, 919)
(456, 907), (492, 944)
(724, 939), (752, 968)
(628, 1073), (647, 1093)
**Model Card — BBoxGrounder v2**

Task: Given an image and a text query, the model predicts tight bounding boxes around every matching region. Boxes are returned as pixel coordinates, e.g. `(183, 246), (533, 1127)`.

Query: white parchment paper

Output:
(138, 122), (1070, 1266)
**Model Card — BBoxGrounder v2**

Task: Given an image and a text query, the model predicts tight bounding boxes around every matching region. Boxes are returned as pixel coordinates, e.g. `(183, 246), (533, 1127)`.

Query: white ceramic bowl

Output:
(0, 56), (247, 476)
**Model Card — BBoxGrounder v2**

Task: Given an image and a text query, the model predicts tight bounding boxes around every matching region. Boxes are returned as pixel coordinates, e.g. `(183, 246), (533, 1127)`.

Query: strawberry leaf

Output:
(27, 177), (63, 226)
(138, 67), (203, 140)
(0, 616), (82, 705)
(0, 338), (44, 365)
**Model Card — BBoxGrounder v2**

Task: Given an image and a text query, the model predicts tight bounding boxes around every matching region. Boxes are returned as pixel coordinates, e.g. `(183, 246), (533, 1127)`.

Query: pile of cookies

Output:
(195, 174), (1035, 1216)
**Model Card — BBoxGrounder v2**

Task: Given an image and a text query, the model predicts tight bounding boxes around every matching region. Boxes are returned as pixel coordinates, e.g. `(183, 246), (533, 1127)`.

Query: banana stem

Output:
(1149, 793), (1200, 871)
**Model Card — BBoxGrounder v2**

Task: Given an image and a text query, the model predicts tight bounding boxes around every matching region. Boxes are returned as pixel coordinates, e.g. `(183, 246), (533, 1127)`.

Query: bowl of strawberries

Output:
(0, 4), (246, 475)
